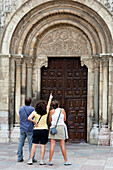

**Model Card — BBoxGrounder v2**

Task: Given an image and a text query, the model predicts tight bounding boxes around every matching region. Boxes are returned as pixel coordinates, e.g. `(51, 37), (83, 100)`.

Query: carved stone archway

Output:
(1, 0), (112, 143)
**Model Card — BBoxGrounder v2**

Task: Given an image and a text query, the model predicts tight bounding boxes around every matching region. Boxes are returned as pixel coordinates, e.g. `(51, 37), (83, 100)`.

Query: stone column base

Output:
(98, 125), (110, 146)
(90, 124), (99, 144)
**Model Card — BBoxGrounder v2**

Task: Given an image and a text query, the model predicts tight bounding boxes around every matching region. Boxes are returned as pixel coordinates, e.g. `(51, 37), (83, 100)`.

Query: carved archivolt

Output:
(37, 26), (91, 56)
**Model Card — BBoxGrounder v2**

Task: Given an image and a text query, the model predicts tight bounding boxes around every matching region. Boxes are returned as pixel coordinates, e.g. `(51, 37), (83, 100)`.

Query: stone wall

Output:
(0, 56), (9, 142)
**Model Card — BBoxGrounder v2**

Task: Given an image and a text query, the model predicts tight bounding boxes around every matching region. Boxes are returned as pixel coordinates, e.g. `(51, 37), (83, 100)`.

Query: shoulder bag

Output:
(50, 109), (62, 135)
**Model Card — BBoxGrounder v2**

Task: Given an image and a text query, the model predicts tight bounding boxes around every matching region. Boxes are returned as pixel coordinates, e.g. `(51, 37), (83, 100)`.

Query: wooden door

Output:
(41, 57), (88, 142)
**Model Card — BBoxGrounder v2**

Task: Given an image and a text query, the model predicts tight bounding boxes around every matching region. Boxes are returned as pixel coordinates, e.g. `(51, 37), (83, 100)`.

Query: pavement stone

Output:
(0, 142), (113, 169)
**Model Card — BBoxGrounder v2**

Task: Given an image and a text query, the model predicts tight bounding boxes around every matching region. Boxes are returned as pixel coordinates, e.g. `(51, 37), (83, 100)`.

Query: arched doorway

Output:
(1, 0), (112, 142)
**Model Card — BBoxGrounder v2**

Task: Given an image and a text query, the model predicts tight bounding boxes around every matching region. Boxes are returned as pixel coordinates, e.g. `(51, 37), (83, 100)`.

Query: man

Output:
(17, 97), (37, 162)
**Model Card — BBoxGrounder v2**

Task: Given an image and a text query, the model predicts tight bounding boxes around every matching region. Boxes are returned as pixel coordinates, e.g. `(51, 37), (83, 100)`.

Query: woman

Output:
(48, 100), (72, 166)
(27, 93), (53, 165)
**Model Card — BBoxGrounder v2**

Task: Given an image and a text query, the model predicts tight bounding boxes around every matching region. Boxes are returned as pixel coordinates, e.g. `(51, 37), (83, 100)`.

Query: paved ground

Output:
(0, 142), (113, 170)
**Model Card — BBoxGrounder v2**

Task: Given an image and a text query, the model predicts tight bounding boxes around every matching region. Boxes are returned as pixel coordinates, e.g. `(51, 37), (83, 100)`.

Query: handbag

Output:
(50, 109), (62, 135)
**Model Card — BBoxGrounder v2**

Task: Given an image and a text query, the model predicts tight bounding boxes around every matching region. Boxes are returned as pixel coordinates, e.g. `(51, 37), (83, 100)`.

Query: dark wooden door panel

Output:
(41, 57), (87, 142)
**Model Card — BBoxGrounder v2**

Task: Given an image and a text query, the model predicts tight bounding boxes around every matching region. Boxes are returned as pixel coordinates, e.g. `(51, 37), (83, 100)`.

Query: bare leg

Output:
(40, 144), (45, 160)
(60, 140), (67, 162)
(49, 139), (56, 162)
(30, 143), (37, 159)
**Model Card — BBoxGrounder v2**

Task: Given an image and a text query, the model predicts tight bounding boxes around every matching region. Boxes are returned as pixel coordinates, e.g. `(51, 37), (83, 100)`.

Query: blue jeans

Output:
(17, 131), (34, 161)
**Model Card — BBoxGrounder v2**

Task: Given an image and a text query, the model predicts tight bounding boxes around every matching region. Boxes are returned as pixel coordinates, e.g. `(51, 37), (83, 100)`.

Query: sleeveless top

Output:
(51, 108), (64, 126)
(33, 111), (48, 130)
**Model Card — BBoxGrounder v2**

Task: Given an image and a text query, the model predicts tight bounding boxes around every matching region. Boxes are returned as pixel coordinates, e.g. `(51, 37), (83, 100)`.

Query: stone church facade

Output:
(0, 0), (113, 144)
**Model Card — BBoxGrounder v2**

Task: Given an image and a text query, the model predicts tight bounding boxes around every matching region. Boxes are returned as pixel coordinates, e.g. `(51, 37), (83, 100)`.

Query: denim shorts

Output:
(33, 129), (48, 144)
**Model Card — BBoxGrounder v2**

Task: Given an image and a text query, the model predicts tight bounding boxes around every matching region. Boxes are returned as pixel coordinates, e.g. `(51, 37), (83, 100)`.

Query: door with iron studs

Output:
(41, 57), (88, 142)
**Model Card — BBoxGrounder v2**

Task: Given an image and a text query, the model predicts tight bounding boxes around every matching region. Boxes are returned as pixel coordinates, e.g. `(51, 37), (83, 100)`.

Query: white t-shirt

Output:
(51, 108), (64, 126)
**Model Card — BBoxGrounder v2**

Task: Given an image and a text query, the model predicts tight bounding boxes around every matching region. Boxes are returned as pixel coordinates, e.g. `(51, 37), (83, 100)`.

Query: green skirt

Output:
(48, 125), (65, 140)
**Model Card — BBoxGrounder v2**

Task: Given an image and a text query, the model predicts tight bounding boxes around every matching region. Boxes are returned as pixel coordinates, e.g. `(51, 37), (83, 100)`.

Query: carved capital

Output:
(81, 56), (93, 69)
(93, 56), (100, 69)
(25, 58), (34, 68)
(37, 55), (48, 69)
(100, 57), (109, 67)
(15, 57), (23, 66)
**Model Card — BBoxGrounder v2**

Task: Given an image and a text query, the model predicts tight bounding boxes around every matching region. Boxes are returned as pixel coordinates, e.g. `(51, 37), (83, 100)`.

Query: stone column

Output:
(108, 56), (113, 129)
(21, 60), (26, 106)
(81, 56), (94, 142)
(94, 59), (99, 125)
(36, 55), (48, 100)
(9, 57), (16, 131)
(99, 59), (103, 127)
(102, 58), (108, 125)
(26, 59), (34, 98)
(15, 58), (22, 124)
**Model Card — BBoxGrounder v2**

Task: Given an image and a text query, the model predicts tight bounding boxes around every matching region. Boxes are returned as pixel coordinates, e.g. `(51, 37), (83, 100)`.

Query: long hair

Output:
(35, 100), (47, 116)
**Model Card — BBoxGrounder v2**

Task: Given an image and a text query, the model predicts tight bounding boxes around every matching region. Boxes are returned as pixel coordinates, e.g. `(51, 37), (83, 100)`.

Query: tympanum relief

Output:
(37, 26), (91, 56)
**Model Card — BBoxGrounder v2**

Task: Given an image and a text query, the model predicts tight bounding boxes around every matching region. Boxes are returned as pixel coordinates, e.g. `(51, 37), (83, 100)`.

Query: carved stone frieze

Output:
(37, 27), (91, 56)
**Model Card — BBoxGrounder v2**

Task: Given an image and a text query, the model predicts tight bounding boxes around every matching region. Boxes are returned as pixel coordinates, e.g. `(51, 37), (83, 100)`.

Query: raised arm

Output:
(47, 93), (53, 113)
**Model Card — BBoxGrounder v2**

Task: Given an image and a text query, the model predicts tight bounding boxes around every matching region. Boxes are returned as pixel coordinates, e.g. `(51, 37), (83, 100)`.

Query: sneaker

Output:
(27, 159), (33, 165)
(33, 159), (37, 163)
(40, 160), (46, 165)
(64, 161), (72, 166)
(18, 159), (24, 162)
(49, 161), (53, 166)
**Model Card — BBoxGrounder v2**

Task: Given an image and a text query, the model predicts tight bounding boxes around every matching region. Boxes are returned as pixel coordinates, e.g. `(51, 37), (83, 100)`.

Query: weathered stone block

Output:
(10, 126), (20, 142)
